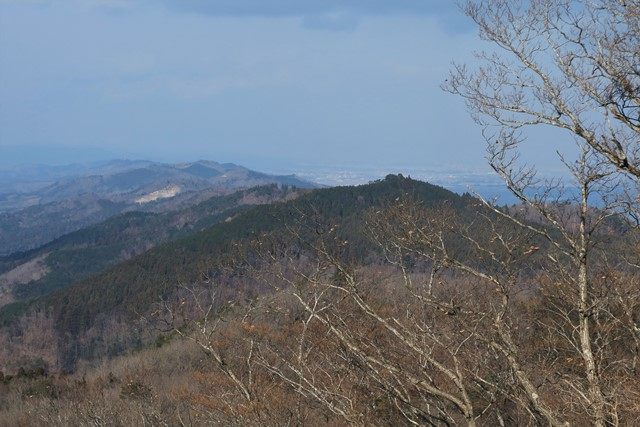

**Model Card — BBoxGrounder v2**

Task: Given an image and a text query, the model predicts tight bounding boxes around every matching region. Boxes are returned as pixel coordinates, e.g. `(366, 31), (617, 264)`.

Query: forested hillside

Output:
(0, 174), (637, 426)
(0, 175), (470, 368)
(0, 185), (302, 319)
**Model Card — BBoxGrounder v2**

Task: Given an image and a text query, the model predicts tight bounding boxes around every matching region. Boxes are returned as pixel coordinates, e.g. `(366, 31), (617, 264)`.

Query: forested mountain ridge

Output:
(0, 184), (302, 312)
(57, 176), (463, 322)
(0, 175), (470, 369)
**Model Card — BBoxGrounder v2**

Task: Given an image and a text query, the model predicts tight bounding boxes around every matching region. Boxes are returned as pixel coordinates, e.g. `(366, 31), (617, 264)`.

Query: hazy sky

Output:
(0, 0), (566, 173)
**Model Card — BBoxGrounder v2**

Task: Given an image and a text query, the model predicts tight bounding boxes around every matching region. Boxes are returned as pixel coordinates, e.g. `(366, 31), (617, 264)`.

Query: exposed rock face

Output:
(135, 186), (181, 204)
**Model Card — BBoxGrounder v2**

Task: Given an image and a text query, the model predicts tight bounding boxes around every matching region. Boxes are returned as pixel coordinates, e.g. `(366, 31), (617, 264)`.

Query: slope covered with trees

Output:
(0, 172), (636, 426)
(50, 175), (465, 332)
(0, 175), (472, 368)
(0, 185), (301, 319)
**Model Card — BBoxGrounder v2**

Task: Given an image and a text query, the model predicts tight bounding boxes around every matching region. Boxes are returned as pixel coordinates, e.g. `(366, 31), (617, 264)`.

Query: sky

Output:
(0, 0), (569, 176)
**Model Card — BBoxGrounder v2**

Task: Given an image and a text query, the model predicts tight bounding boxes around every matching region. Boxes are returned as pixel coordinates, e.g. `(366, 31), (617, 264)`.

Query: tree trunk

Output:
(577, 185), (606, 426)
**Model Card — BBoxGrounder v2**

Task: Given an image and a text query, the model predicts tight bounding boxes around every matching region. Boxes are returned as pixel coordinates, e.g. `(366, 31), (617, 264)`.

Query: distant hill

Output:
(0, 160), (316, 255)
(0, 175), (471, 368)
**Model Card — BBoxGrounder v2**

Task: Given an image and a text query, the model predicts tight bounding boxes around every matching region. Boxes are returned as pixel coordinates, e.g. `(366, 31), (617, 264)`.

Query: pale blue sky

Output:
(0, 0), (565, 174)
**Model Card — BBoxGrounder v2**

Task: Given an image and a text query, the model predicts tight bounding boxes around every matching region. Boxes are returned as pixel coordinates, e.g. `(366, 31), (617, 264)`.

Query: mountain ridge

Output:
(0, 184), (304, 309)
(0, 160), (317, 255)
(1, 176), (470, 365)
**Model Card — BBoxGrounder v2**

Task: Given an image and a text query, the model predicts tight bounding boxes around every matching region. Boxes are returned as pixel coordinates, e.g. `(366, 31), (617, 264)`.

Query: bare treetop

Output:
(445, 0), (640, 178)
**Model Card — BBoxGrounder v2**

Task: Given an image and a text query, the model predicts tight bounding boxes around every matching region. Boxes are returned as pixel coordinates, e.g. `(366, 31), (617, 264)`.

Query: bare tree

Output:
(442, 1), (640, 425)
(149, 282), (258, 420)
(254, 233), (485, 426)
(445, 0), (640, 179)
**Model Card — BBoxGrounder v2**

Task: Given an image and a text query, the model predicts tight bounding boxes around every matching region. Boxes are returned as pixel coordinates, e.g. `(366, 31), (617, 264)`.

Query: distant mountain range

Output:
(0, 160), (316, 255)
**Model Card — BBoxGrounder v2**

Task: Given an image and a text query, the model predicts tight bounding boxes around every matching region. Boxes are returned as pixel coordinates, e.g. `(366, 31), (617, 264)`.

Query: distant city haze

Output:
(1, 0), (573, 178)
